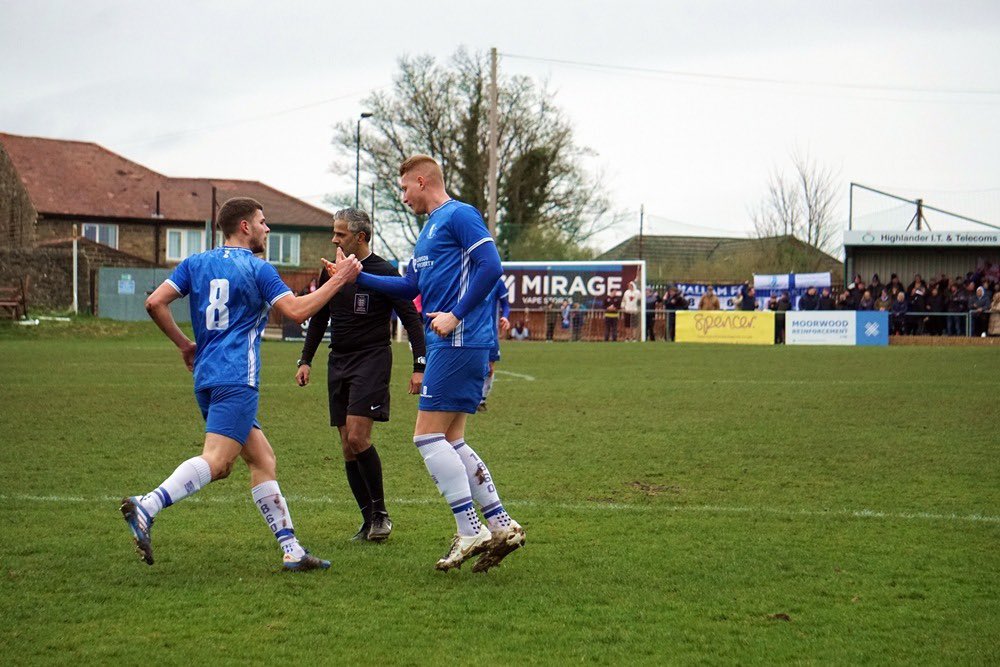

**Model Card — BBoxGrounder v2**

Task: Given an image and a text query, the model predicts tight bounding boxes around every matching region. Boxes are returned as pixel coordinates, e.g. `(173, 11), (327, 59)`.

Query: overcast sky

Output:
(2, 0), (998, 253)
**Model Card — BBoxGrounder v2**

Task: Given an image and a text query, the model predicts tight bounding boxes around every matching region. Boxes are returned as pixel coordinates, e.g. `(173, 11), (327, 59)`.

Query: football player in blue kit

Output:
(119, 197), (361, 570)
(478, 278), (511, 412)
(341, 155), (525, 572)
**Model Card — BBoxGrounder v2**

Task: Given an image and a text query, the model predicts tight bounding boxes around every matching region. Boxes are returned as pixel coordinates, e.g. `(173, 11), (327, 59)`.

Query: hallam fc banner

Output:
(675, 311), (775, 345)
(499, 261), (644, 308)
(675, 283), (744, 310)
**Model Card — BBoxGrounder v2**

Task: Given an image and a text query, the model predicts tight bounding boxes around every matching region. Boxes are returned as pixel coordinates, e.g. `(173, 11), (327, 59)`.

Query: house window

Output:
(267, 233), (300, 266)
(82, 223), (118, 249)
(166, 229), (206, 261)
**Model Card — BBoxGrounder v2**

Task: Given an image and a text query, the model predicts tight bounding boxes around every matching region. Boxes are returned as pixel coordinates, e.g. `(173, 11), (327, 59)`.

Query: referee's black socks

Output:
(355, 445), (386, 515)
(344, 460), (372, 523)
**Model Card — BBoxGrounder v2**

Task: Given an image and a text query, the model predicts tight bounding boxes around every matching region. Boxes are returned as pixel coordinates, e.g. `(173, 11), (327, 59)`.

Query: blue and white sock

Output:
(415, 433), (482, 536)
(252, 480), (305, 559)
(137, 456), (212, 518)
(450, 438), (514, 531)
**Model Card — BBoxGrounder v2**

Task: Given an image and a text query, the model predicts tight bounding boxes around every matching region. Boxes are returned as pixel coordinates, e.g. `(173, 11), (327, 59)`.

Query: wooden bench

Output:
(0, 276), (29, 320)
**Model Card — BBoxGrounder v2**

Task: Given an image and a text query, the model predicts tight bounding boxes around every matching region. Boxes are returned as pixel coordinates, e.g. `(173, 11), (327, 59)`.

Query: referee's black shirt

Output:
(299, 253), (427, 370)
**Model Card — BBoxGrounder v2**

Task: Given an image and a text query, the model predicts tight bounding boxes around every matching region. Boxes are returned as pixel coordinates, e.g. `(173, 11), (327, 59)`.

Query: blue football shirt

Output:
(166, 246), (292, 390)
(411, 200), (499, 349)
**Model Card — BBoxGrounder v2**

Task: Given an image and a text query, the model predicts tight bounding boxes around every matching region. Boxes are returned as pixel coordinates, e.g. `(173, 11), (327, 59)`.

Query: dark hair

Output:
(217, 197), (263, 237)
(333, 208), (372, 242)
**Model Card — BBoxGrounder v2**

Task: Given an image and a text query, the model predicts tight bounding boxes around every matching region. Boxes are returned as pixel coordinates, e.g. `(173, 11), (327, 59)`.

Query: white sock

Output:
(138, 456), (212, 518)
(451, 438), (514, 531)
(252, 480), (305, 558)
(414, 433), (482, 536)
(482, 373), (494, 401)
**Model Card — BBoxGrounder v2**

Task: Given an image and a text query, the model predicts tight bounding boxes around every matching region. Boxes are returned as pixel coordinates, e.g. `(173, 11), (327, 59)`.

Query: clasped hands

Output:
(321, 247), (363, 284)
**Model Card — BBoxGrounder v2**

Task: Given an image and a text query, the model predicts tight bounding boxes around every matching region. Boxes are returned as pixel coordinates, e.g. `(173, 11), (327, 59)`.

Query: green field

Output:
(1, 321), (998, 664)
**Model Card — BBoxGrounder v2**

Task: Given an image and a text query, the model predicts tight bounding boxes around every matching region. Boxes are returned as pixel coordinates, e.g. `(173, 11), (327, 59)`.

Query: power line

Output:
(501, 53), (1000, 97)
(117, 86), (385, 147)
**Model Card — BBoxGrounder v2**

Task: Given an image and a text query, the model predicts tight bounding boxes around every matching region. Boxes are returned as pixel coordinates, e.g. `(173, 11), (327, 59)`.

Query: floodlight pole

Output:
(487, 47), (499, 237)
(356, 112), (373, 208)
(638, 204), (644, 260)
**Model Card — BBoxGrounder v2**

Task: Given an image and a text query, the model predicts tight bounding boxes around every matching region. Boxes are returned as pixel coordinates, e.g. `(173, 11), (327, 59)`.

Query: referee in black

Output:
(295, 208), (426, 542)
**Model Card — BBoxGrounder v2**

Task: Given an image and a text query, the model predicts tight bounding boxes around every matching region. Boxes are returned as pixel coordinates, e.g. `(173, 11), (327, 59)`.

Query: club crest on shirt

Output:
(427, 223), (438, 239)
(354, 293), (370, 314)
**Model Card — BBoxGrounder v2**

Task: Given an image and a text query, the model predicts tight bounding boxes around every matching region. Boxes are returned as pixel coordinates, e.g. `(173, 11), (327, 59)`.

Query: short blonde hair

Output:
(399, 154), (442, 178)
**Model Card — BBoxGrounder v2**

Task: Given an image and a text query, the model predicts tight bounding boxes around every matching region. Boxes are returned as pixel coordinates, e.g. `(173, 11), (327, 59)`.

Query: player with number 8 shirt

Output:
(118, 197), (361, 570)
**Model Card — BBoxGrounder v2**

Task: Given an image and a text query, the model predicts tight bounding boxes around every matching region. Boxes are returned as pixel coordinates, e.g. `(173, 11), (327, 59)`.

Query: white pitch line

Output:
(1, 494), (996, 524)
(494, 370), (536, 381)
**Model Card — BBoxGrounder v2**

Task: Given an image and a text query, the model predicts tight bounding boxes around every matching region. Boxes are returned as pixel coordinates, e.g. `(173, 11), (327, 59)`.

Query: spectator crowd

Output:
(496, 262), (1000, 342)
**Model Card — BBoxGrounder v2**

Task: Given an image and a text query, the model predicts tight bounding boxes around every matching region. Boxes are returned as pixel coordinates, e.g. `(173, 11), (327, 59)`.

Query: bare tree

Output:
(327, 49), (615, 260)
(750, 151), (839, 254)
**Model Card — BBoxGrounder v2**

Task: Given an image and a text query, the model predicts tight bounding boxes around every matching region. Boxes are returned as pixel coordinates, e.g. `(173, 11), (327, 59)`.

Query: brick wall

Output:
(0, 146), (37, 248)
(298, 228), (333, 269)
(0, 247), (90, 313)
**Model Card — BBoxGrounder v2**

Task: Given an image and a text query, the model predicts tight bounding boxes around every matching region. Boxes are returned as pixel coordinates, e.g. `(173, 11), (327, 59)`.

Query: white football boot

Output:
(435, 525), (492, 571)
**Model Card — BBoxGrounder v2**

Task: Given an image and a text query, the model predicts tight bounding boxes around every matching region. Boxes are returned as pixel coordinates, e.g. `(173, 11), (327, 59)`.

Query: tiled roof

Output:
(599, 234), (843, 281)
(0, 133), (333, 228)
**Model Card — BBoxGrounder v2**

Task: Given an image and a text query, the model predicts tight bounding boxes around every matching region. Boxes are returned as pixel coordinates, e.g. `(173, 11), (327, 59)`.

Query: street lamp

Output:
(356, 112), (373, 208)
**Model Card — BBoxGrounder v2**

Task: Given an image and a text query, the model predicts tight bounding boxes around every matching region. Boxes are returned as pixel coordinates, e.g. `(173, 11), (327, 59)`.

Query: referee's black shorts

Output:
(327, 346), (392, 426)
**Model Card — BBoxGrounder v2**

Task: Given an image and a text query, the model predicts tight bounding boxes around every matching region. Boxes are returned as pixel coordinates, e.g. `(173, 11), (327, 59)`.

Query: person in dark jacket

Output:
(971, 286), (992, 336)
(817, 288), (835, 310)
(890, 291), (909, 335)
(908, 282), (928, 334)
(739, 286), (757, 310)
(868, 274), (884, 300)
(926, 285), (947, 335)
(665, 287), (689, 341)
(798, 286), (819, 311)
(857, 290), (875, 311)
(835, 290), (851, 310)
(946, 283), (968, 336)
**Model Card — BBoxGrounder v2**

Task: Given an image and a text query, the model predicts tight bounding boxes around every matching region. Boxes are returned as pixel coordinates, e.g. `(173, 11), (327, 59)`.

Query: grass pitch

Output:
(0, 321), (997, 664)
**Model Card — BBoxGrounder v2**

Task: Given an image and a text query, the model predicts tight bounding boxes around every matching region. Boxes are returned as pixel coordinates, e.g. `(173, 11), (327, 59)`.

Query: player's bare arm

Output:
(146, 282), (197, 371)
(273, 255), (361, 324)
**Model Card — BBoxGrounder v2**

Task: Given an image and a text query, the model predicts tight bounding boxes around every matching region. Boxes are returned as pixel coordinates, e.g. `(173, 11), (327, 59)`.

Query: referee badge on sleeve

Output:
(354, 293), (370, 314)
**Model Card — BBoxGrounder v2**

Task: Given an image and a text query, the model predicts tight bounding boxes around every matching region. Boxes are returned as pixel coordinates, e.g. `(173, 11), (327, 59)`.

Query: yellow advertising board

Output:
(675, 311), (775, 345)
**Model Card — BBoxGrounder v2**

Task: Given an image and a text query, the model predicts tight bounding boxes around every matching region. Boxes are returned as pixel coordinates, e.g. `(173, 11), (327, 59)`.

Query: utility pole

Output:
(487, 46), (499, 237)
(371, 182), (376, 252)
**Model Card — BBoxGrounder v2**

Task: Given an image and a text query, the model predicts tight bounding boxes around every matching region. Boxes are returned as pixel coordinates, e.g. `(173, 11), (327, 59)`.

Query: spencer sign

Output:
(499, 261), (643, 308)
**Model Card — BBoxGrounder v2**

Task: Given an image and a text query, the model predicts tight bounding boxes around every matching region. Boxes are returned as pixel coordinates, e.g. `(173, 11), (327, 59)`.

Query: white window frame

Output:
(82, 223), (118, 249)
(267, 232), (300, 266)
(166, 228), (206, 262)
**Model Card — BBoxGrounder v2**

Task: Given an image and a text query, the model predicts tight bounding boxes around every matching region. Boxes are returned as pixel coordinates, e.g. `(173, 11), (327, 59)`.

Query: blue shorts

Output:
(419, 347), (490, 414)
(489, 346), (501, 363)
(195, 385), (262, 446)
